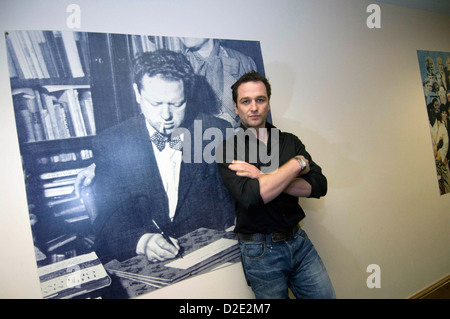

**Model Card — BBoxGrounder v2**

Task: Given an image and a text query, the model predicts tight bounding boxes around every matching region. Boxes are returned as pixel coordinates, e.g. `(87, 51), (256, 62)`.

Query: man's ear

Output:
(133, 83), (141, 104)
(234, 102), (238, 115)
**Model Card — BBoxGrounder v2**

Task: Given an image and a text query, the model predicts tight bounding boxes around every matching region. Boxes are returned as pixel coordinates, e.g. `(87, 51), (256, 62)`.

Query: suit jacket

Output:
(92, 113), (235, 262)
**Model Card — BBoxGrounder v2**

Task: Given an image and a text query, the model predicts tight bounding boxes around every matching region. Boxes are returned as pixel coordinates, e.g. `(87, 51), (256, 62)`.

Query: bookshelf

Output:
(6, 30), (100, 265)
(6, 30), (149, 267)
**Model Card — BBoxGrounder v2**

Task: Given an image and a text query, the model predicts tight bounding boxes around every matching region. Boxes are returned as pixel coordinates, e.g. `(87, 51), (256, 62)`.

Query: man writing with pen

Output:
(89, 50), (235, 264)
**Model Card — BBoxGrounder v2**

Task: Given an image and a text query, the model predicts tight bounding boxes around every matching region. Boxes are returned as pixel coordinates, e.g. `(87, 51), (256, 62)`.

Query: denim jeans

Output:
(239, 227), (336, 299)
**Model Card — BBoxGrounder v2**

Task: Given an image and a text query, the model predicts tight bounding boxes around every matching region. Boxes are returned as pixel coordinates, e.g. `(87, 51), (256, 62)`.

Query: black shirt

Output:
(216, 122), (327, 234)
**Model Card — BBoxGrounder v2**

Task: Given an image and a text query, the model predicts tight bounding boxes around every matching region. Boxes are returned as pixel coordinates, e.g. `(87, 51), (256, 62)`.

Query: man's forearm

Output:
(257, 158), (302, 203)
(283, 177), (312, 198)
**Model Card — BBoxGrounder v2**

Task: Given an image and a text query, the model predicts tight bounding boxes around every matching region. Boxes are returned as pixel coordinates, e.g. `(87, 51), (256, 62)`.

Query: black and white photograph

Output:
(6, 30), (265, 298)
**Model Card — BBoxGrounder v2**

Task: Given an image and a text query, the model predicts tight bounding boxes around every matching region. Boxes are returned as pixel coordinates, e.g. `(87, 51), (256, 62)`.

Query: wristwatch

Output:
(296, 156), (307, 171)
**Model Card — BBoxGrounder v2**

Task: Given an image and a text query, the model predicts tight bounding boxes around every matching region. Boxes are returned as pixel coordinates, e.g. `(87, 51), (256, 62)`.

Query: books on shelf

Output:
(41, 166), (95, 225)
(40, 167), (81, 201)
(129, 34), (184, 55)
(12, 86), (96, 144)
(40, 167), (85, 180)
(6, 30), (87, 80)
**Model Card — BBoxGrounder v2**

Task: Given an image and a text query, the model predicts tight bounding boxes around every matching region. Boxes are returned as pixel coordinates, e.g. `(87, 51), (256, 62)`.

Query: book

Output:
(43, 30), (68, 78)
(5, 34), (23, 78)
(38, 251), (111, 299)
(42, 85), (95, 139)
(6, 30), (88, 80)
(12, 90), (45, 142)
(12, 86), (95, 145)
(40, 167), (85, 180)
(60, 31), (85, 78)
(46, 234), (78, 253)
(78, 90), (96, 136)
(7, 31), (33, 79)
(58, 89), (87, 137)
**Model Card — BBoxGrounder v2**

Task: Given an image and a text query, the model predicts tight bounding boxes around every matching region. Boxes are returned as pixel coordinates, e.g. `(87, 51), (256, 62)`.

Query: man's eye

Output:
(172, 100), (186, 108)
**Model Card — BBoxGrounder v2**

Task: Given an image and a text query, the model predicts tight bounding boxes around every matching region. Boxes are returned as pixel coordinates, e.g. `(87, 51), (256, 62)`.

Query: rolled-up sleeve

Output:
(217, 162), (265, 210)
(302, 165), (327, 198)
(216, 138), (265, 210)
(294, 137), (327, 198)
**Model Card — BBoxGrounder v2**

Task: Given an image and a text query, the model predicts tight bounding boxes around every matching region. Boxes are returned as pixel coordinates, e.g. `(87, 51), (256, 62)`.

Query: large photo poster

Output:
(417, 50), (450, 196)
(6, 30), (265, 298)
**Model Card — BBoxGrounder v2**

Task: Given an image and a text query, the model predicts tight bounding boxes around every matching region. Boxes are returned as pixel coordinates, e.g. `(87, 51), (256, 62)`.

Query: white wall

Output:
(0, 0), (449, 299)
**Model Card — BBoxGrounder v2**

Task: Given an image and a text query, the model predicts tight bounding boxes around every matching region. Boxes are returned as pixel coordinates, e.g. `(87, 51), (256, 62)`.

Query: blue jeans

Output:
(239, 227), (336, 299)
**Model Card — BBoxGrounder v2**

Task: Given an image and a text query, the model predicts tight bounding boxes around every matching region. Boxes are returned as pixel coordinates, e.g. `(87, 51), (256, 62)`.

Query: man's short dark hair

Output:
(132, 49), (196, 100)
(231, 71), (271, 103)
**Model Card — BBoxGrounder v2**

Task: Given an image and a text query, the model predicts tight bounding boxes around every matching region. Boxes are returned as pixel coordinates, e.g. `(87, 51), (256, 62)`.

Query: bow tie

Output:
(150, 131), (183, 151)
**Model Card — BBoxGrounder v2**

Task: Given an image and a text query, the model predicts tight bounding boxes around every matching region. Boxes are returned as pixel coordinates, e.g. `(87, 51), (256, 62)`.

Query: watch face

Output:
(299, 158), (306, 170)
(297, 157), (304, 170)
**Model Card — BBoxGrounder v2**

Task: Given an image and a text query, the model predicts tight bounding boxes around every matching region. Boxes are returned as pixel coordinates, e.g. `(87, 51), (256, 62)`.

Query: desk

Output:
(104, 228), (240, 298)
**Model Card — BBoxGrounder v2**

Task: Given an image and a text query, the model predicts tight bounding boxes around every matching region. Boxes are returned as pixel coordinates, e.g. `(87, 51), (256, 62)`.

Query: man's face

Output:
(234, 81), (270, 129)
(424, 81), (432, 94)
(426, 58), (434, 73)
(181, 37), (210, 51)
(134, 74), (187, 135)
(433, 100), (439, 110)
(437, 58), (444, 72)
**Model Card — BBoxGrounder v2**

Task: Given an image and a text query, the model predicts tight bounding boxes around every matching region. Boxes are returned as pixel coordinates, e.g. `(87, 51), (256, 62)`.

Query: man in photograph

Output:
(182, 37), (257, 128)
(91, 50), (235, 263)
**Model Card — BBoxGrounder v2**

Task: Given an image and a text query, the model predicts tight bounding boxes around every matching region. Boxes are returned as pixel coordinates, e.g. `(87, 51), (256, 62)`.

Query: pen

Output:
(152, 219), (183, 258)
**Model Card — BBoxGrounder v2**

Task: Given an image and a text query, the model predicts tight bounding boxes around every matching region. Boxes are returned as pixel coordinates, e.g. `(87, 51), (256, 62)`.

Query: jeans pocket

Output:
(239, 241), (265, 260)
(295, 227), (308, 240)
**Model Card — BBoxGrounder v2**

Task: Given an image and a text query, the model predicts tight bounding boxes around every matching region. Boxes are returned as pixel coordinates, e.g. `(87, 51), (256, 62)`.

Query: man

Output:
(441, 106), (450, 169)
(424, 78), (439, 106)
(216, 71), (335, 299)
(429, 108), (450, 194)
(92, 50), (235, 263)
(436, 57), (447, 91)
(426, 56), (436, 80)
(182, 37), (257, 128)
(429, 97), (441, 117)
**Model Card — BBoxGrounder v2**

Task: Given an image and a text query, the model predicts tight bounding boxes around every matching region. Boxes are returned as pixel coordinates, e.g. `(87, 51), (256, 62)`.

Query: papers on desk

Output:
(165, 238), (237, 270)
(38, 251), (111, 299)
(104, 228), (240, 297)
(105, 268), (172, 289)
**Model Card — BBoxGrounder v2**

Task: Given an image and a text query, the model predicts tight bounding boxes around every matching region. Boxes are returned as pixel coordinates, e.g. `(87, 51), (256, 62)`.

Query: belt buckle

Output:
(271, 232), (289, 242)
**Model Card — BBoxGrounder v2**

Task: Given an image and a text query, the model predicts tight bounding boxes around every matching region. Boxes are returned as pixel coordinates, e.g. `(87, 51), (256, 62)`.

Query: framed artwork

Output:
(6, 30), (265, 298)
(417, 50), (450, 195)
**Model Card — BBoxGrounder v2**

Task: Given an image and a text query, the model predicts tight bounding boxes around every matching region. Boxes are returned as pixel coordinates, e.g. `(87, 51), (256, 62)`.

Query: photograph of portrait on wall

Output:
(6, 30), (265, 298)
(417, 50), (450, 196)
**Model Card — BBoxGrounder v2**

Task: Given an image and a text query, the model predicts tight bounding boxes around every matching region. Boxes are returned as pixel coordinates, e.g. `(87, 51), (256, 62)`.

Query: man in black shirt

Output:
(216, 71), (335, 299)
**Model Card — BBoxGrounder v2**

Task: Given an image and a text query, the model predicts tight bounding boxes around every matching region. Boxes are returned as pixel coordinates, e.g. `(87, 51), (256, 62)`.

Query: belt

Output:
(237, 223), (301, 243)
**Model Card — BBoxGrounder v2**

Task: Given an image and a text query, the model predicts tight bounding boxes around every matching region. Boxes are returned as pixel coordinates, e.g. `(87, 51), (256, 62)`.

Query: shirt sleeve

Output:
(293, 136), (328, 198)
(216, 139), (265, 210)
